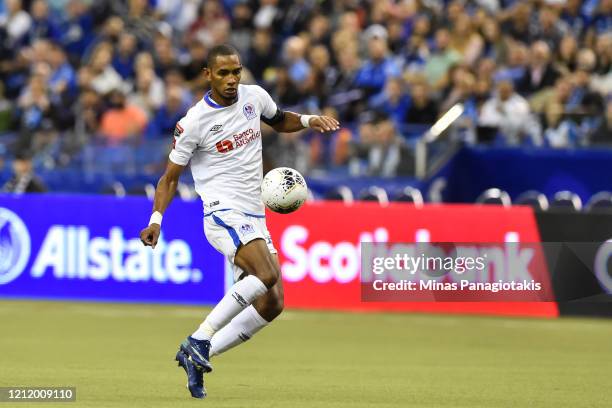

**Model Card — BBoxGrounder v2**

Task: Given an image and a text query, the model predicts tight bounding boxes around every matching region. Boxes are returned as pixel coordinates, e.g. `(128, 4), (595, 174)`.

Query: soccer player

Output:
(139, 44), (339, 399)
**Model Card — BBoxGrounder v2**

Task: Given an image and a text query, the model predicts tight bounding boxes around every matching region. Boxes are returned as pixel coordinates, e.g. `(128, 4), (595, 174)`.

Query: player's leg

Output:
(210, 256), (284, 357)
(182, 239), (278, 369)
(192, 238), (278, 339)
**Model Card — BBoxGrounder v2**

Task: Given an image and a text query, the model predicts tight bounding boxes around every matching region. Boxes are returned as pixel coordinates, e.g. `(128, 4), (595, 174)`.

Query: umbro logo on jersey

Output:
(210, 124), (223, 133)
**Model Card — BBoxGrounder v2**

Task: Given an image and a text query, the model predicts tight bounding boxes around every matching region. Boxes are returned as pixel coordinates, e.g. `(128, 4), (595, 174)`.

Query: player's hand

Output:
(140, 224), (161, 248)
(309, 115), (340, 133)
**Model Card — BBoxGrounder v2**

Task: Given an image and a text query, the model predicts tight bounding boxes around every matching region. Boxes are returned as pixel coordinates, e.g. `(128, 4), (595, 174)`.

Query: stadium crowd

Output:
(0, 0), (610, 186)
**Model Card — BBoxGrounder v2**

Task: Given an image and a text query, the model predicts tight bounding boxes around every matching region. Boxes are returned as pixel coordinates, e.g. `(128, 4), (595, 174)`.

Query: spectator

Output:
(423, 28), (462, 90)
(98, 88), (148, 144)
(57, 0), (94, 65)
(48, 42), (77, 102)
(17, 74), (52, 132)
(403, 14), (430, 72)
(80, 42), (124, 95)
(0, 0), (31, 47)
(128, 67), (164, 117)
(328, 44), (363, 121)
(148, 85), (188, 138)
(153, 0), (199, 34)
(1, 149), (47, 193)
(271, 66), (303, 107)
(283, 36), (310, 86)
(501, 2), (532, 43)
(449, 14), (484, 66)
(369, 77), (410, 126)
(112, 32), (138, 80)
(123, 0), (158, 48)
(479, 80), (541, 145)
(305, 44), (338, 109)
(404, 82), (439, 125)
(187, 0), (228, 45)
(517, 41), (560, 95)
(153, 35), (179, 78)
(229, 2), (254, 56)
(440, 68), (477, 114)
(73, 87), (103, 139)
(480, 17), (506, 61)
(181, 40), (208, 86)
(27, 0), (60, 44)
(253, 0), (281, 30)
(494, 41), (528, 84)
(561, 0), (587, 36)
(349, 114), (413, 177)
(555, 35), (578, 74)
(530, 6), (569, 49)
(163, 69), (192, 108)
(246, 29), (276, 83)
(354, 29), (401, 97)
(307, 14), (331, 48)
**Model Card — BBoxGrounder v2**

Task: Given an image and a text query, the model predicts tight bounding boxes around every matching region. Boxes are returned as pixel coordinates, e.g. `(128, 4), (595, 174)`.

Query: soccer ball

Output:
(261, 167), (308, 214)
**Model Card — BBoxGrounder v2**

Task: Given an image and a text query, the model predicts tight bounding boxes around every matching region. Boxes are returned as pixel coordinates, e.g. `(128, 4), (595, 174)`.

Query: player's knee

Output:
(252, 261), (280, 289)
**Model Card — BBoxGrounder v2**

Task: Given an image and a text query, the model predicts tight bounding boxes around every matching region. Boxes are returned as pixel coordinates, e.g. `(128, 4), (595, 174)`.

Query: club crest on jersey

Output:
(174, 123), (184, 138)
(240, 223), (255, 236)
(243, 103), (257, 120)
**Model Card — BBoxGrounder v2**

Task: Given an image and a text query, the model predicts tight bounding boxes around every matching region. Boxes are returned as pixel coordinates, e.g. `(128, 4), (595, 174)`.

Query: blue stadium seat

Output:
(550, 191), (582, 211)
(585, 191), (612, 212)
(515, 190), (549, 211)
(358, 186), (389, 205)
(476, 188), (511, 207)
(392, 186), (424, 206)
(324, 186), (354, 203)
(100, 182), (126, 197)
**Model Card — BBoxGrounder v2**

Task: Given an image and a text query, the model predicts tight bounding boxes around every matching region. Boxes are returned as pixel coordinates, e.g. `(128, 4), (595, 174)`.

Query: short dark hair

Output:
(206, 44), (240, 69)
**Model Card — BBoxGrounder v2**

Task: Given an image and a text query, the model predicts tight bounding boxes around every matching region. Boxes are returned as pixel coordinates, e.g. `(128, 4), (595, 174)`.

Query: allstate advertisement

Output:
(0, 194), (225, 305)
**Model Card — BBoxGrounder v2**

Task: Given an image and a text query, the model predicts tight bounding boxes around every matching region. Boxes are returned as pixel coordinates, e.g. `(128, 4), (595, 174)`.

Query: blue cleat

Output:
(175, 350), (206, 399)
(179, 336), (213, 373)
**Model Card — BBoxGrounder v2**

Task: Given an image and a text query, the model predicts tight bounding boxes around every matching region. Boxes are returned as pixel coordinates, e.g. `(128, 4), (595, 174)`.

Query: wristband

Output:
(300, 114), (315, 128)
(149, 211), (163, 226)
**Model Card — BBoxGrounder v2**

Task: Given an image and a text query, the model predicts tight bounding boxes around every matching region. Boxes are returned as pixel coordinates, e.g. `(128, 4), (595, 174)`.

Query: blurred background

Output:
(0, 0), (609, 207)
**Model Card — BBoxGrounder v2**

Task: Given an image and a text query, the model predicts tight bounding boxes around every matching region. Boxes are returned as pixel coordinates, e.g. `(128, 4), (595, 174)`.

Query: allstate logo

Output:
(0, 207), (31, 284)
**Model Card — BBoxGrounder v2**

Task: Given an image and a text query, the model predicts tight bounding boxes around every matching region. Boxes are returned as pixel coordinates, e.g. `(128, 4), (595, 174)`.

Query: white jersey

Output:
(169, 84), (278, 216)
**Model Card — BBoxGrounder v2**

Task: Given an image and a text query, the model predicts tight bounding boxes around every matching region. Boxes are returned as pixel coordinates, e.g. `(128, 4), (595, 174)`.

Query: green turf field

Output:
(1, 300), (611, 407)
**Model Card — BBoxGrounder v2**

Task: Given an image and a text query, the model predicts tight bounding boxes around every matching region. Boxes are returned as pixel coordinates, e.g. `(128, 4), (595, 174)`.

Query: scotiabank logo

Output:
(281, 225), (388, 284)
(279, 225), (532, 284)
(268, 203), (554, 315)
(268, 203), (544, 287)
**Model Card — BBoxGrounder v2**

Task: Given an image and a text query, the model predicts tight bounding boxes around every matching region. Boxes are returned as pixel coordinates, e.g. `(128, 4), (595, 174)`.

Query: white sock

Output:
(192, 275), (267, 341)
(210, 305), (269, 357)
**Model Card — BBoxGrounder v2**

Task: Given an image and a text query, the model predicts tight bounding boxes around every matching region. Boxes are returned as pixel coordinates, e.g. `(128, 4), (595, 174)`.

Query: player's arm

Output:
(140, 161), (185, 248)
(262, 109), (340, 133)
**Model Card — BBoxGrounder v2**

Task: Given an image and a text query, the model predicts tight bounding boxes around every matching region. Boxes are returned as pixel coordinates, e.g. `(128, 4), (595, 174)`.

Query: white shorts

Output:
(203, 209), (277, 282)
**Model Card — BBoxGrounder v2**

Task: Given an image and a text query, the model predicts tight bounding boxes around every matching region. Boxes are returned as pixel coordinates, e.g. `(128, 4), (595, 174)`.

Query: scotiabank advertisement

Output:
(267, 202), (558, 317)
(0, 194), (225, 304)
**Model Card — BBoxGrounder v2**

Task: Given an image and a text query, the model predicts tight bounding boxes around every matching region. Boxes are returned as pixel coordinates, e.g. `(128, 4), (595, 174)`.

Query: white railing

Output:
(415, 103), (464, 179)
